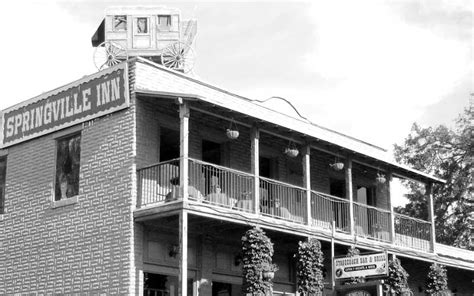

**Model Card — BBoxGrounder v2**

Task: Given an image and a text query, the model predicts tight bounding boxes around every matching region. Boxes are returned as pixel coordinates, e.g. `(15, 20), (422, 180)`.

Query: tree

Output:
(393, 108), (473, 249)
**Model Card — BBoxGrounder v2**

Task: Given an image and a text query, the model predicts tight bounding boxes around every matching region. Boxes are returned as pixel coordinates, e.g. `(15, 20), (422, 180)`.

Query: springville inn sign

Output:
(0, 63), (129, 148)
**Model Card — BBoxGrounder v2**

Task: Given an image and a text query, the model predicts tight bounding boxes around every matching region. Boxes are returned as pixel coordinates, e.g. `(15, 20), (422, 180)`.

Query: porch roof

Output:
(133, 58), (445, 184)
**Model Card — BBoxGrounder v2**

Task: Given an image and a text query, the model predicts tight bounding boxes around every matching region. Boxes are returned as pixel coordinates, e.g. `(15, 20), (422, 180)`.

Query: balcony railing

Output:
(311, 191), (350, 233)
(144, 288), (169, 296)
(138, 159), (180, 207)
(188, 159), (255, 212)
(137, 158), (433, 252)
(394, 213), (431, 252)
(259, 177), (306, 224)
(353, 202), (391, 242)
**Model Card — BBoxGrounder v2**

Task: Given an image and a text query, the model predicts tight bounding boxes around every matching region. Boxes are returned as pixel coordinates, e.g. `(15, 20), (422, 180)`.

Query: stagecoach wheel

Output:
(93, 41), (128, 71)
(160, 42), (195, 74)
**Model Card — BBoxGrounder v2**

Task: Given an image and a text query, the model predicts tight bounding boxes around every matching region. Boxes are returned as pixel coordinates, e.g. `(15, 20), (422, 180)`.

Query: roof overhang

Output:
(133, 58), (445, 184)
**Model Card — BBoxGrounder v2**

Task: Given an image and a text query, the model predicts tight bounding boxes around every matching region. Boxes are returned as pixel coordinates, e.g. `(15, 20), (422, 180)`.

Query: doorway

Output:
(202, 140), (222, 195)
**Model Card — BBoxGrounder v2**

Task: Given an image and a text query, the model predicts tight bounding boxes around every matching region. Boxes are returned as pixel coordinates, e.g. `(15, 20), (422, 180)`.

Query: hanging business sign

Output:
(0, 63), (129, 148)
(334, 252), (388, 280)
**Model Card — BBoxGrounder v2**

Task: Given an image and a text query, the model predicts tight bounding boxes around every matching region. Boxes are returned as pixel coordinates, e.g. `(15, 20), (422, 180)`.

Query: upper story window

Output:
(113, 15), (127, 31)
(0, 157), (6, 214)
(137, 17), (148, 33)
(157, 15), (172, 31)
(55, 133), (81, 201)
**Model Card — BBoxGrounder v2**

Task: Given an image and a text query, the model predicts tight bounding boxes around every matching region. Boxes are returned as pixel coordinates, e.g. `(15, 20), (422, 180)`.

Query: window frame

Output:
(0, 156), (7, 215)
(53, 131), (82, 202)
(157, 15), (172, 31)
(113, 15), (127, 32)
(135, 17), (150, 35)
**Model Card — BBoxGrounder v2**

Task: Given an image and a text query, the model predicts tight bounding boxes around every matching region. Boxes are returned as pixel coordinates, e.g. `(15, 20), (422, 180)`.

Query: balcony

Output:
(137, 158), (433, 253)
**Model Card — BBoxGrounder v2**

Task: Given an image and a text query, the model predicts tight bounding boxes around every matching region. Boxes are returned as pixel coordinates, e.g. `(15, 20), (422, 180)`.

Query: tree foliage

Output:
(393, 108), (473, 249)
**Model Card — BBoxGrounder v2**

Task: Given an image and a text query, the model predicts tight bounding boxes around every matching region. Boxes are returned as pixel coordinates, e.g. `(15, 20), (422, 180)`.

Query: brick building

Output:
(0, 57), (473, 295)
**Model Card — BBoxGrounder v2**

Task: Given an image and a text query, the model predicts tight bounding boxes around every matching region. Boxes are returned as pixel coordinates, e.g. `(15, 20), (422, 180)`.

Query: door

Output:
(330, 179), (348, 232)
(202, 140), (222, 195)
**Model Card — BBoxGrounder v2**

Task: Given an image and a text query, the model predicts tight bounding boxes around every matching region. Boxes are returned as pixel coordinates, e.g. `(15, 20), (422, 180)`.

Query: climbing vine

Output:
(383, 258), (411, 295)
(294, 237), (325, 295)
(425, 263), (448, 295)
(241, 227), (276, 295)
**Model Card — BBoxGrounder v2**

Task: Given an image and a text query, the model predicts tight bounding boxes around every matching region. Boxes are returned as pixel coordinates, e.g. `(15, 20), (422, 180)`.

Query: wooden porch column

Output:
(302, 144), (312, 225)
(426, 182), (436, 253)
(387, 172), (396, 243)
(345, 157), (355, 236)
(179, 210), (189, 296)
(251, 124), (260, 214)
(179, 101), (190, 200)
(331, 222), (336, 290)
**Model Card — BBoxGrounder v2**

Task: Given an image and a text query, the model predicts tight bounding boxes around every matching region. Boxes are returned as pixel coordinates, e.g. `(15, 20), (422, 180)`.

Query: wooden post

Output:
(345, 157), (355, 236)
(302, 144), (312, 225)
(251, 124), (260, 214)
(179, 210), (188, 296)
(331, 221), (336, 290)
(426, 182), (436, 253)
(387, 172), (396, 243)
(179, 101), (189, 200)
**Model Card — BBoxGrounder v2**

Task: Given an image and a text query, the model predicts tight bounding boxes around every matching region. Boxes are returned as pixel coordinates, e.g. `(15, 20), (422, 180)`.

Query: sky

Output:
(0, 0), (471, 147)
(0, 0), (471, 205)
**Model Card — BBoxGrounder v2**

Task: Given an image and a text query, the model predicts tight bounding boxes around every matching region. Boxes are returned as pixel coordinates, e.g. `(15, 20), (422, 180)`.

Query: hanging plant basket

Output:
(284, 140), (299, 157)
(262, 270), (275, 280)
(226, 129), (239, 140)
(284, 147), (299, 158)
(376, 173), (386, 184)
(330, 162), (344, 171)
(226, 118), (240, 140)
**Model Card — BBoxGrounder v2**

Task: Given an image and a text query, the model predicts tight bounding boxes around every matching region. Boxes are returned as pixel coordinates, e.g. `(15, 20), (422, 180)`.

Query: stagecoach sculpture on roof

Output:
(91, 6), (197, 73)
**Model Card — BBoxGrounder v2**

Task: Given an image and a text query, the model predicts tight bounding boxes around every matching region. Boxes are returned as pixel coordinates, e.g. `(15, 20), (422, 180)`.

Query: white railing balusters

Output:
(394, 213), (431, 252)
(137, 158), (432, 253)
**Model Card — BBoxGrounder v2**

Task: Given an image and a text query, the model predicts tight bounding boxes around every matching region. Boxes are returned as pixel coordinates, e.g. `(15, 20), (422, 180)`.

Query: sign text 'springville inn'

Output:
(1, 63), (129, 148)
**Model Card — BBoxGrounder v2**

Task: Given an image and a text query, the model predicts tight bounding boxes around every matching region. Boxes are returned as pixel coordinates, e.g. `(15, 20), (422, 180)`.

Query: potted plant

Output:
(241, 227), (276, 295)
(330, 162), (344, 171)
(226, 129), (239, 140)
(294, 237), (325, 296)
(261, 262), (278, 280)
(284, 147), (299, 158)
(425, 263), (448, 295)
(226, 119), (240, 140)
(376, 172), (386, 184)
